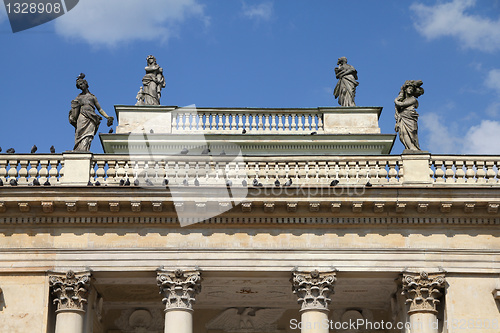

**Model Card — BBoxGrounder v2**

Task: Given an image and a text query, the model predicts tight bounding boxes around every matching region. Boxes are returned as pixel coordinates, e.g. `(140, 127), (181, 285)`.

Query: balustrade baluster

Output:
(17, 159), (29, 185)
(284, 113), (290, 131)
(297, 113), (304, 131)
(444, 160), (455, 183)
(485, 161), (497, 184)
(455, 160), (466, 184)
(434, 160), (445, 183)
(476, 160), (487, 184)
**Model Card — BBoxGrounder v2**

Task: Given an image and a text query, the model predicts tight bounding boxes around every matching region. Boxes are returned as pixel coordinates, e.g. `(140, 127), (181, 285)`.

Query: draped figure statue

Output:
(394, 80), (424, 151)
(69, 73), (114, 151)
(136, 55), (165, 106)
(333, 57), (358, 107)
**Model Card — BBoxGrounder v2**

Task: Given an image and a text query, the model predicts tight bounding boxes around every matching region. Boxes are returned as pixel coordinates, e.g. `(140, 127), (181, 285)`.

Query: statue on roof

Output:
(333, 57), (358, 107)
(69, 73), (114, 151)
(136, 55), (166, 106)
(394, 80), (424, 151)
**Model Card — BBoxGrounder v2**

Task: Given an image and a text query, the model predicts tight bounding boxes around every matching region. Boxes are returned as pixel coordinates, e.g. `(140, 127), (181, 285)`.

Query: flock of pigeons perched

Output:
(0, 145), (56, 154)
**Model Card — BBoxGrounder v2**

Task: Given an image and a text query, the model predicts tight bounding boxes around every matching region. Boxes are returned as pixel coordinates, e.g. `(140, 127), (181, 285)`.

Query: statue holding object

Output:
(136, 55), (165, 106)
(333, 57), (358, 107)
(394, 80), (424, 151)
(69, 73), (114, 152)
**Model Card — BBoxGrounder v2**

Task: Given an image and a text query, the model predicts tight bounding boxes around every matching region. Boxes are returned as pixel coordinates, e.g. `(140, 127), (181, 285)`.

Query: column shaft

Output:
(301, 310), (329, 333)
(164, 309), (193, 333)
(55, 310), (85, 333)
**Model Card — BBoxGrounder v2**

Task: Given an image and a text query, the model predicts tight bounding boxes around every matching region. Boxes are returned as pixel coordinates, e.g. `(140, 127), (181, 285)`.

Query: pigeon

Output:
(330, 179), (339, 186)
(33, 179), (40, 186)
(310, 131), (317, 135)
(31, 145), (37, 153)
(0, 179), (3, 186)
(145, 179), (154, 186)
(274, 179), (281, 187)
(365, 181), (372, 187)
(87, 181), (93, 186)
(0, 147), (2, 152)
(284, 178), (293, 186)
(242, 179), (248, 186)
(124, 179), (131, 186)
(9, 179), (18, 186)
(162, 179), (169, 186)
(220, 150), (226, 156)
(242, 128), (247, 134)
(133, 179), (140, 186)
(183, 179), (189, 186)
(95, 181), (101, 186)
(44, 180), (50, 186)
(180, 148), (189, 155)
(201, 148), (210, 155)
(226, 179), (233, 187)
(109, 128), (114, 134)
(150, 129), (154, 133)
(50, 145), (55, 154)
(119, 179), (125, 186)
(194, 179), (200, 186)
(6, 148), (15, 154)
(253, 179), (259, 186)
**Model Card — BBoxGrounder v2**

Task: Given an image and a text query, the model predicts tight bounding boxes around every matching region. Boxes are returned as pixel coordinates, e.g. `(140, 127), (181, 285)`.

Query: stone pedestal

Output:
(49, 271), (91, 333)
(157, 269), (202, 333)
(291, 270), (336, 333)
(402, 272), (445, 333)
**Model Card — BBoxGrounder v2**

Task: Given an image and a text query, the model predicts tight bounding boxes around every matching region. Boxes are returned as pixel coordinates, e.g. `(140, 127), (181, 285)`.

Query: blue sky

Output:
(0, 0), (499, 155)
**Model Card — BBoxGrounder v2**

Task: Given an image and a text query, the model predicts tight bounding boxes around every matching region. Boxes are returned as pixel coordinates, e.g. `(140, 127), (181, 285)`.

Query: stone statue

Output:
(69, 73), (114, 152)
(136, 55), (165, 106)
(394, 80), (424, 151)
(333, 57), (358, 107)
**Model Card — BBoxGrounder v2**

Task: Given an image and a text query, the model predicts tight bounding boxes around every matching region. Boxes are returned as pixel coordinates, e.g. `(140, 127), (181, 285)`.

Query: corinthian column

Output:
(49, 270), (91, 333)
(291, 270), (336, 333)
(402, 272), (445, 333)
(157, 269), (202, 333)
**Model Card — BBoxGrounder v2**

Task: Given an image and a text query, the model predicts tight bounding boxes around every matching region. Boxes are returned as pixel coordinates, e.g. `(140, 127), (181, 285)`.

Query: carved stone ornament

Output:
(157, 269), (202, 311)
(49, 270), (91, 313)
(401, 272), (445, 315)
(206, 307), (285, 331)
(291, 270), (336, 312)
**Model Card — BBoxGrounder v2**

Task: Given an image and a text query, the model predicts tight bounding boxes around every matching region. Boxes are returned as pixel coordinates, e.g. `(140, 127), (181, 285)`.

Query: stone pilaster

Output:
(49, 270), (91, 333)
(49, 270), (91, 313)
(402, 271), (445, 315)
(291, 270), (336, 312)
(157, 269), (202, 333)
(157, 269), (202, 311)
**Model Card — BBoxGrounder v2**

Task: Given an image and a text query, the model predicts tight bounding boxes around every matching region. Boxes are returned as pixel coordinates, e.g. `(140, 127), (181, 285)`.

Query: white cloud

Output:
(54, 0), (208, 46)
(485, 69), (500, 94)
(242, 1), (273, 21)
(420, 112), (462, 153)
(463, 120), (500, 154)
(420, 113), (500, 154)
(411, 0), (500, 52)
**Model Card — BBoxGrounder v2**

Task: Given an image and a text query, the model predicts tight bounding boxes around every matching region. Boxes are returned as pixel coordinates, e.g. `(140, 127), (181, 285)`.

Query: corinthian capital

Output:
(49, 270), (91, 312)
(157, 269), (202, 311)
(402, 271), (445, 314)
(291, 270), (336, 312)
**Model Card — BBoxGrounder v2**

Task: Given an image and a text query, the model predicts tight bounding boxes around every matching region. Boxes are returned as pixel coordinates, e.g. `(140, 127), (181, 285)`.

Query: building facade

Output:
(1, 105), (500, 333)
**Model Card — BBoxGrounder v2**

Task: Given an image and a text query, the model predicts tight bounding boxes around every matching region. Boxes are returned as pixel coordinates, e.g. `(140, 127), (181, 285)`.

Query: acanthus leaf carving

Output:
(291, 270), (336, 312)
(401, 271), (445, 315)
(49, 270), (91, 313)
(157, 269), (202, 311)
